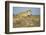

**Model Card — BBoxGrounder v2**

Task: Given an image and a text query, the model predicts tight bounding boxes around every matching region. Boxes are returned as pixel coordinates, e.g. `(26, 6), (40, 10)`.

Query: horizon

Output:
(13, 7), (40, 16)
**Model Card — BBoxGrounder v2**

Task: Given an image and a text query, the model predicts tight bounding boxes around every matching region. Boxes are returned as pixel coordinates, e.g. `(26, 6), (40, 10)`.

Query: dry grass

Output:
(13, 15), (40, 28)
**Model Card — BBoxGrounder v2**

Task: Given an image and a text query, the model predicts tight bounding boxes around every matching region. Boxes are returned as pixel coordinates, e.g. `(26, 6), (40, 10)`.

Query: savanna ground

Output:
(13, 15), (40, 28)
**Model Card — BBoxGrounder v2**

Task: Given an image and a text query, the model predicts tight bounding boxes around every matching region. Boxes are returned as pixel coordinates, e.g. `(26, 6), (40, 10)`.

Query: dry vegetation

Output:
(13, 14), (40, 28)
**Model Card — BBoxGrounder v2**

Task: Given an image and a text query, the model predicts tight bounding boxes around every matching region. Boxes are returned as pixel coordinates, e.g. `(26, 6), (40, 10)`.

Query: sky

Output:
(13, 7), (40, 16)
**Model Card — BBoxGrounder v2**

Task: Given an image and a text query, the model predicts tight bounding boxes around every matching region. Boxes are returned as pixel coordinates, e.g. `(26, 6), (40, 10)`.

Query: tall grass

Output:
(13, 15), (40, 28)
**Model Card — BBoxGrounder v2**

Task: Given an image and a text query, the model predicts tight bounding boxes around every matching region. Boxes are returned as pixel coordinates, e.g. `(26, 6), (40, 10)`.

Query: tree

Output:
(27, 9), (32, 15)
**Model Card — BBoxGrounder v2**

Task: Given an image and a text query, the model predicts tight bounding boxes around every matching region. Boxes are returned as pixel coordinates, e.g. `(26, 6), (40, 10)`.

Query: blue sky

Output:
(13, 7), (40, 15)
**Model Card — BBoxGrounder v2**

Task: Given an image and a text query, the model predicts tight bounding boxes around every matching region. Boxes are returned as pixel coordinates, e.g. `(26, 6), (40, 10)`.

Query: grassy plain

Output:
(13, 15), (40, 28)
